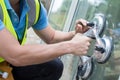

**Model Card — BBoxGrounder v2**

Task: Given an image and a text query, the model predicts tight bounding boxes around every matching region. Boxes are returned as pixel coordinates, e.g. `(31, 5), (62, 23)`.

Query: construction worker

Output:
(0, 0), (91, 80)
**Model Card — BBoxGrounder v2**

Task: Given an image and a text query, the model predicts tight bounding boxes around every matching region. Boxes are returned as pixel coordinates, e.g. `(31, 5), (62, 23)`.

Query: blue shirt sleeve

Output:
(33, 3), (49, 30)
(0, 19), (5, 30)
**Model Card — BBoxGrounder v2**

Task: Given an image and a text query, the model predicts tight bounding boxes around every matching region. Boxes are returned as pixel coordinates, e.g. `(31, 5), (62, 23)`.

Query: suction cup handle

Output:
(87, 22), (95, 27)
(84, 13), (106, 39)
(83, 22), (95, 39)
(95, 46), (105, 53)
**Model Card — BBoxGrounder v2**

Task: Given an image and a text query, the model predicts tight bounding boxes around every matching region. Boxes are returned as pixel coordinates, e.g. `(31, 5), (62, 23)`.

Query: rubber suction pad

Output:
(84, 13), (106, 38)
(95, 36), (113, 64)
(77, 56), (94, 80)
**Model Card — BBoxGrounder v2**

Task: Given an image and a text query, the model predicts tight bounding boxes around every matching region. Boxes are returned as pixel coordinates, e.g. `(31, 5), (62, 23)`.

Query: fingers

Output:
(71, 33), (92, 56)
(75, 24), (82, 33)
(77, 33), (92, 41)
(73, 41), (90, 56)
(75, 19), (90, 33)
(76, 19), (88, 27)
(74, 33), (92, 41)
(84, 36), (92, 42)
(81, 41), (91, 55)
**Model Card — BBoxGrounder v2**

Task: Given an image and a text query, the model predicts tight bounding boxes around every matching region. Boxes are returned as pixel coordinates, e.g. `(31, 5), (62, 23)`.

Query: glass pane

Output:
(69, 0), (120, 80)
(48, 0), (72, 30)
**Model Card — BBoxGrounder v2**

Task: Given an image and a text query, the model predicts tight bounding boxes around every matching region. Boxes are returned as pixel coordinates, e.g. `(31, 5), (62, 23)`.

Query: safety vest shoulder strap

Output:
(0, 0), (41, 44)
(27, 0), (41, 28)
(0, 5), (3, 21)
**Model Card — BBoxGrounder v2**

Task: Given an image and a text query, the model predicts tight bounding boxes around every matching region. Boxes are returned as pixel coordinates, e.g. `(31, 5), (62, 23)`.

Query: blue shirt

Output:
(0, 0), (48, 40)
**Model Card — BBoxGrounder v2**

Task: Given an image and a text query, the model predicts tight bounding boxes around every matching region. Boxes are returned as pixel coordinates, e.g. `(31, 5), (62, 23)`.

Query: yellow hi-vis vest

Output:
(0, 0), (40, 62)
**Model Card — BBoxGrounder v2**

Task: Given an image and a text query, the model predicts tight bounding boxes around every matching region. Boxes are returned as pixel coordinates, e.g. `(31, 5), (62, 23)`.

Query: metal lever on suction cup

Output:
(95, 46), (105, 53)
(87, 22), (95, 27)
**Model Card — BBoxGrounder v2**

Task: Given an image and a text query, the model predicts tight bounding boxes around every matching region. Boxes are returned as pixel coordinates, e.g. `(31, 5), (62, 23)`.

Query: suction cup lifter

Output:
(76, 13), (114, 80)
(76, 56), (94, 80)
(84, 13), (106, 39)
(77, 37), (113, 80)
(83, 13), (113, 64)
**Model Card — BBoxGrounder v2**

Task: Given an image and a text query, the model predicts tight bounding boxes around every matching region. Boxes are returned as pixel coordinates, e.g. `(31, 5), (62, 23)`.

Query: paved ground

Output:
(26, 28), (41, 44)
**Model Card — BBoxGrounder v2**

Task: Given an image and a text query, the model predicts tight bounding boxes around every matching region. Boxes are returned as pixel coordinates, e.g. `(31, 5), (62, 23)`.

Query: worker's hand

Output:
(75, 19), (90, 33)
(70, 33), (91, 56)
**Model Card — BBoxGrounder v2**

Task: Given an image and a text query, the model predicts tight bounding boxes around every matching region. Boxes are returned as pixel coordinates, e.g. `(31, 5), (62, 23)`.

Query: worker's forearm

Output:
(0, 28), (73, 67)
(5, 41), (72, 66)
(34, 26), (75, 44)
(50, 30), (75, 43)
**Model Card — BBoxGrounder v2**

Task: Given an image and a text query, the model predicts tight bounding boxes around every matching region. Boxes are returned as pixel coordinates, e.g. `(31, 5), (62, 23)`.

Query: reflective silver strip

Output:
(27, 0), (36, 28)
(0, 4), (3, 21)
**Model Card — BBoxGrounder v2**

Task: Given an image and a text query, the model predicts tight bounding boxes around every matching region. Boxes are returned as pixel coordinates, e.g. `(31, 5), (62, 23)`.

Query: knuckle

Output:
(87, 42), (90, 46)
(83, 51), (87, 55)
(85, 37), (92, 41)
